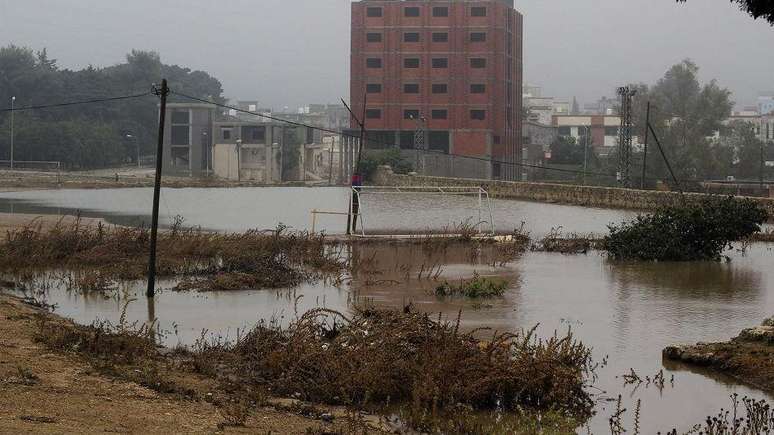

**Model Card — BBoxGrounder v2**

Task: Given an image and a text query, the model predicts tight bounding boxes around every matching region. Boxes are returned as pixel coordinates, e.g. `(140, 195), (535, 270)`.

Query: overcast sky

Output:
(0, 0), (772, 110)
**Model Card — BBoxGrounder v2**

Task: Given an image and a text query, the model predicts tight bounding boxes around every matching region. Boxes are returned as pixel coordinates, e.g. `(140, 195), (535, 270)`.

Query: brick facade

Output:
(350, 0), (523, 180)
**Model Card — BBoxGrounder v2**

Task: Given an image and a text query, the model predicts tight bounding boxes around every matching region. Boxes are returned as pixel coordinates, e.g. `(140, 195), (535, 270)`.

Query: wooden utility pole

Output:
(762, 123), (769, 193)
(648, 122), (684, 197)
(147, 79), (169, 298)
(341, 94), (366, 235)
(328, 138), (334, 185)
(641, 102), (651, 190)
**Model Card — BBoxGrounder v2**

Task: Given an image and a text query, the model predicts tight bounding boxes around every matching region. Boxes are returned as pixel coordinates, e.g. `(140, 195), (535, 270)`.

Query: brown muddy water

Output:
(0, 186), (638, 236)
(2, 187), (774, 433)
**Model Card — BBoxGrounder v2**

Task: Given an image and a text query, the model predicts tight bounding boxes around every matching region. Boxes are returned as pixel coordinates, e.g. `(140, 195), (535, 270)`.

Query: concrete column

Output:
(265, 144), (272, 184)
(338, 136), (344, 184)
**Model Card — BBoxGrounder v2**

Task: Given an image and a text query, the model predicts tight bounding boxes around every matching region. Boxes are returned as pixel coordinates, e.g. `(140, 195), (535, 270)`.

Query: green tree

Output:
(676, 0), (774, 25)
(549, 136), (585, 165)
(0, 46), (225, 169)
(725, 121), (766, 179)
(625, 60), (734, 184)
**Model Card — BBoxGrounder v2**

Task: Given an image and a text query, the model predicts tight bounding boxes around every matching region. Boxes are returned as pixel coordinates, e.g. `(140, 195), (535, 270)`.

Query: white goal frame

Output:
(349, 186), (495, 237)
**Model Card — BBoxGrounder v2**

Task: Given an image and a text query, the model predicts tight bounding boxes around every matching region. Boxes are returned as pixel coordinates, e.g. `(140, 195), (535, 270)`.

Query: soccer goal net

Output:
(349, 186), (495, 237)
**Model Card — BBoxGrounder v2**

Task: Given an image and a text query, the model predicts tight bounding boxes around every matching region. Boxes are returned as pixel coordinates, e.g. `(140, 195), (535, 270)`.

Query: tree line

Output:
(0, 46), (225, 169)
(548, 59), (772, 185)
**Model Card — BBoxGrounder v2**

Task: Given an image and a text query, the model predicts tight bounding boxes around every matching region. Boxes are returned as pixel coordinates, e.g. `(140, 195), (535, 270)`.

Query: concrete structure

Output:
(163, 103), (215, 177)
(725, 110), (774, 144)
(759, 95), (774, 116)
(582, 96), (617, 116)
(552, 115), (642, 157)
(350, 0), (523, 180)
(372, 165), (774, 216)
(523, 96), (555, 125)
(161, 102), (357, 183)
(276, 104), (350, 144)
(211, 119), (313, 182)
(521, 120), (557, 180)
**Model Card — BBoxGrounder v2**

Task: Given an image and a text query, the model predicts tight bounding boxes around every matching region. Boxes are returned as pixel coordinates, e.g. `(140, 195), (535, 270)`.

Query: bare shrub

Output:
(217, 306), (595, 420)
(0, 219), (344, 291)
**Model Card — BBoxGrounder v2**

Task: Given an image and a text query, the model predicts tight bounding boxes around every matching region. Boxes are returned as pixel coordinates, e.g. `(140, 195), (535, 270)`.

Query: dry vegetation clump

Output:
(665, 394), (774, 435)
(34, 310), (157, 366)
(0, 219), (344, 291)
(531, 227), (600, 254)
(435, 273), (509, 298)
(203, 306), (596, 421)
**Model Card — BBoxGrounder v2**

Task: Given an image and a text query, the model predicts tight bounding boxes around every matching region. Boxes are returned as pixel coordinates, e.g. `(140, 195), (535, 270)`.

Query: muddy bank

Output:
(0, 293), (387, 434)
(664, 317), (774, 392)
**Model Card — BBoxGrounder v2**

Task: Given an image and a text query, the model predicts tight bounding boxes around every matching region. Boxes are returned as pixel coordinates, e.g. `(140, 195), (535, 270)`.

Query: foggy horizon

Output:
(1, 0), (772, 111)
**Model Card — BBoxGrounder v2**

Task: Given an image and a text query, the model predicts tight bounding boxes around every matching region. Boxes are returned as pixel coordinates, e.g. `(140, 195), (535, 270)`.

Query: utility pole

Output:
(341, 94), (366, 235)
(582, 125), (590, 186)
(617, 86), (636, 188)
(648, 122), (683, 197)
(147, 79), (169, 298)
(412, 114), (426, 175)
(328, 138), (334, 185)
(641, 102), (651, 190)
(763, 123), (769, 193)
(10, 96), (15, 170)
(126, 134), (140, 169)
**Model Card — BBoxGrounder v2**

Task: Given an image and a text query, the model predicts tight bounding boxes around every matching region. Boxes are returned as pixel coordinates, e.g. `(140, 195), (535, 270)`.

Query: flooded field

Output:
(1, 187), (773, 432)
(6, 242), (773, 433)
(0, 187), (637, 236)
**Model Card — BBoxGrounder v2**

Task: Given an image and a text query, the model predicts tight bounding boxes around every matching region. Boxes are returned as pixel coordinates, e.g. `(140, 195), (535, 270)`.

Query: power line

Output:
(171, 91), (622, 180)
(0, 92), (151, 114)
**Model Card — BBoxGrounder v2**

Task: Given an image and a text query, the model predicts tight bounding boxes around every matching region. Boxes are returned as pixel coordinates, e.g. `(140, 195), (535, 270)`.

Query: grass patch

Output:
(603, 196), (768, 261)
(435, 273), (509, 298)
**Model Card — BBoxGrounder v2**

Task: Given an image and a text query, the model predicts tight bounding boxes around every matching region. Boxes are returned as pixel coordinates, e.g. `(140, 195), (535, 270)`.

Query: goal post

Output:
(349, 185), (495, 237)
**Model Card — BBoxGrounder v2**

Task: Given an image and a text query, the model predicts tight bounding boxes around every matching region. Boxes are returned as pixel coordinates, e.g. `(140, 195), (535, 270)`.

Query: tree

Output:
(0, 46), (226, 169)
(625, 60), (734, 183)
(676, 0), (774, 25)
(724, 120), (766, 179)
(549, 136), (584, 165)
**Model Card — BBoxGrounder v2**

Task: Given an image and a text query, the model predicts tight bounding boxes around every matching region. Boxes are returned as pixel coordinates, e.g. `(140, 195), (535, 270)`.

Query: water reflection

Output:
(3, 241), (774, 433)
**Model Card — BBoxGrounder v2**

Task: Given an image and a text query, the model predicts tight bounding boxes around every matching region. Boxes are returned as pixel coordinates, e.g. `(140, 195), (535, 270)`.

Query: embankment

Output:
(664, 318), (774, 393)
(372, 166), (774, 217)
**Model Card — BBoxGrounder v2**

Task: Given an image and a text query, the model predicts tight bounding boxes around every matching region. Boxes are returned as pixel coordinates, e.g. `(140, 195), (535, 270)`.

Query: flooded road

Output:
(0, 187), (637, 236)
(2, 187), (773, 432)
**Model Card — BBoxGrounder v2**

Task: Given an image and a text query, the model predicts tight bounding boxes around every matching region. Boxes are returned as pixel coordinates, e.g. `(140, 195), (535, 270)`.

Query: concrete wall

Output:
(372, 165), (774, 217)
(212, 143), (239, 180)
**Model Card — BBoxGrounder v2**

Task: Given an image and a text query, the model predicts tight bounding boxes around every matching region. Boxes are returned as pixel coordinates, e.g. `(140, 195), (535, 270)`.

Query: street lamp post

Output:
(126, 134), (140, 169)
(10, 96), (15, 170)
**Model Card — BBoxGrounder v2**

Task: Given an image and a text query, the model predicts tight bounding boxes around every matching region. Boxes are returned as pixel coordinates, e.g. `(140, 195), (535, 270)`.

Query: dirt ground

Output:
(0, 294), (387, 434)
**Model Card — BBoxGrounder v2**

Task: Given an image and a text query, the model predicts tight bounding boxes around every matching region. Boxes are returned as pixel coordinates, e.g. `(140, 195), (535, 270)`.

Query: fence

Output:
(0, 160), (61, 172)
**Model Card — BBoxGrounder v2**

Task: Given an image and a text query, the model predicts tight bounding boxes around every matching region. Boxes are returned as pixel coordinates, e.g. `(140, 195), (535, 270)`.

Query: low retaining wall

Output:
(372, 166), (774, 217)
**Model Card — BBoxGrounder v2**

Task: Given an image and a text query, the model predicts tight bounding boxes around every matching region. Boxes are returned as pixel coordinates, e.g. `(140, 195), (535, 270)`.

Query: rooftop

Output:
(355, 0), (514, 7)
